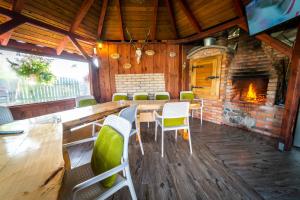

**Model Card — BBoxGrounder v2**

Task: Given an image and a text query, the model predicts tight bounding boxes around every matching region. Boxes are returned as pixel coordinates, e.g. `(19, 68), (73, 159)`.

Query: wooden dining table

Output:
(0, 100), (201, 200)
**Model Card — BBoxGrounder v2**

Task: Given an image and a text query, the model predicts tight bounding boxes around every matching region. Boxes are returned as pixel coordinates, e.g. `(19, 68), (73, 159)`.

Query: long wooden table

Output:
(0, 101), (128, 200)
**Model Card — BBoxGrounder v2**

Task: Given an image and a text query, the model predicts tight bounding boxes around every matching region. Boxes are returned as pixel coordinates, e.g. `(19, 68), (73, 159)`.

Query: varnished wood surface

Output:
(0, 120), (64, 200)
(68, 119), (300, 200)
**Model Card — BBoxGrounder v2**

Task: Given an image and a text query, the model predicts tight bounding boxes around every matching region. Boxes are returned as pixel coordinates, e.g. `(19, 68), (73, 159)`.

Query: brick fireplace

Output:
(190, 33), (288, 138)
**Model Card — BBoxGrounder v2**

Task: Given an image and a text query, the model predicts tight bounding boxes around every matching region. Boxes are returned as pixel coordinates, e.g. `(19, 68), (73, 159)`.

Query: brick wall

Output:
(115, 73), (165, 99)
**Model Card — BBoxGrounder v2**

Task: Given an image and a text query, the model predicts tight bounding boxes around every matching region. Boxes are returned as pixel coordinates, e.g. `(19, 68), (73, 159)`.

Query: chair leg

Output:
(175, 130), (177, 141)
(200, 108), (203, 125)
(192, 110), (194, 118)
(155, 121), (158, 141)
(148, 122), (150, 128)
(125, 166), (137, 200)
(136, 132), (144, 155)
(161, 129), (164, 157)
(187, 128), (193, 155)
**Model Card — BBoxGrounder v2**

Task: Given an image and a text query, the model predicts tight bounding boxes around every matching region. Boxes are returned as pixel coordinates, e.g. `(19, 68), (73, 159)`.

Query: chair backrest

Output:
(75, 95), (97, 108)
(119, 105), (138, 124)
(180, 91), (194, 101)
(91, 115), (131, 188)
(155, 92), (170, 100)
(0, 106), (14, 125)
(112, 93), (128, 101)
(133, 92), (148, 100)
(162, 102), (190, 119)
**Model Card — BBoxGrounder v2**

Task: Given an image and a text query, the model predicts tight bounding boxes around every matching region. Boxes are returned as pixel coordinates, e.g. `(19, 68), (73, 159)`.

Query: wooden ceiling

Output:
(0, 0), (292, 59)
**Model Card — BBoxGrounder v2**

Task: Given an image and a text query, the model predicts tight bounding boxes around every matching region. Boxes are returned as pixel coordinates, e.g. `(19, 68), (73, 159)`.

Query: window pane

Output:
(0, 49), (90, 105)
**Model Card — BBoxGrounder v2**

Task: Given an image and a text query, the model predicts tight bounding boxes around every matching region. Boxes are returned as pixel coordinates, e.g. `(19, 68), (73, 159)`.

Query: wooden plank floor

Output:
(66, 119), (300, 200)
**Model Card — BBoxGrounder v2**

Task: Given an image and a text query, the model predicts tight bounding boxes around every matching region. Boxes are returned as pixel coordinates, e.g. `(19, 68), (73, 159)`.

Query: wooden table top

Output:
(128, 100), (201, 111)
(0, 101), (128, 200)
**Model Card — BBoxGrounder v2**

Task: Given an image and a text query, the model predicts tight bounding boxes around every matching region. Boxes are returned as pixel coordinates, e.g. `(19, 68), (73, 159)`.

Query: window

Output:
(0, 49), (90, 105)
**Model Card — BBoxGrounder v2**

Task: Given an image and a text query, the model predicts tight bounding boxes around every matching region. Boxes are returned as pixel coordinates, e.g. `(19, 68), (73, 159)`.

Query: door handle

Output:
(191, 86), (203, 89)
(206, 76), (219, 80)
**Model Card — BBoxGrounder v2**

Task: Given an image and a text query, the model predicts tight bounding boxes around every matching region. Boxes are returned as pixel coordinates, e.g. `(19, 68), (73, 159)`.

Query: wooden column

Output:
(280, 24), (300, 150)
(89, 62), (101, 102)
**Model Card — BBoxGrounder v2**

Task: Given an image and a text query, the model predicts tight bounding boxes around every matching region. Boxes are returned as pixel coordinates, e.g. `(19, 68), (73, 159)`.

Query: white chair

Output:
(62, 115), (137, 200)
(180, 91), (203, 125)
(132, 92), (148, 100)
(154, 102), (192, 157)
(0, 106), (14, 125)
(112, 93), (128, 101)
(154, 92), (170, 100)
(75, 95), (97, 108)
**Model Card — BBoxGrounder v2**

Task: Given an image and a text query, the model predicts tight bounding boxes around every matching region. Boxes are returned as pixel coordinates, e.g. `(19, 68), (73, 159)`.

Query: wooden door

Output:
(190, 56), (221, 99)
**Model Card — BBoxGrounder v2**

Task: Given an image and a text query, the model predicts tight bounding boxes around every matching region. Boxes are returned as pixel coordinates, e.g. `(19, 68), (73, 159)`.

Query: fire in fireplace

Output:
(231, 77), (269, 103)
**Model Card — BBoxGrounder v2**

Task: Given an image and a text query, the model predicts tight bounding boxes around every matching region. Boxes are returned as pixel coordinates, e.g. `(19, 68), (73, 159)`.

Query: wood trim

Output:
(151, 0), (158, 40)
(97, 0), (108, 39)
(280, 23), (300, 150)
(56, 36), (69, 55)
(1, 39), (87, 61)
(164, 0), (178, 38)
(165, 17), (242, 43)
(0, 7), (95, 44)
(177, 0), (202, 33)
(68, 35), (89, 59)
(232, 0), (244, 17)
(0, 18), (25, 36)
(116, 0), (124, 40)
(239, 21), (292, 58)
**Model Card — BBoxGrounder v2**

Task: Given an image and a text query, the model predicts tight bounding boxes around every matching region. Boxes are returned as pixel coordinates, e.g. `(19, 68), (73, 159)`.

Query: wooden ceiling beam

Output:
(1, 0), (25, 46)
(56, 0), (94, 55)
(97, 0), (108, 39)
(232, 0), (244, 17)
(0, 18), (25, 36)
(166, 17), (243, 43)
(239, 21), (292, 58)
(116, 0), (124, 41)
(164, 0), (178, 38)
(177, 0), (202, 33)
(1, 39), (86, 62)
(151, 0), (158, 40)
(68, 35), (89, 59)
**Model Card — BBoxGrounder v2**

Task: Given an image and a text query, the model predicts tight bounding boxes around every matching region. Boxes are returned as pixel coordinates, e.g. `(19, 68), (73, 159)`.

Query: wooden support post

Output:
(68, 36), (89, 59)
(279, 24), (300, 150)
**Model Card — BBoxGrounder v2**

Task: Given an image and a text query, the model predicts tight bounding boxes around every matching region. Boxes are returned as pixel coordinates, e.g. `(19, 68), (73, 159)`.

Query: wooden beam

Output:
(166, 17), (243, 43)
(177, 0), (202, 33)
(151, 0), (158, 40)
(164, 0), (178, 38)
(1, 0), (25, 46)
(68, 35), (89, 59)
(97, 0), (108, 39)
(56, 0), (94, 55)
(239, 21), (292, 58)
(116, 0), (124, 40)
(0, 39), (86, 62)
(0, 7), (95, 44)
(232, 0), (244, 17)
(280, 23), (300, 150)
(0, 18), (25, 36)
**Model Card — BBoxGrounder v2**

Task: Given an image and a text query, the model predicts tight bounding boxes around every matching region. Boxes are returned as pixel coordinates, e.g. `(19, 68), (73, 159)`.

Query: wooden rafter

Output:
(97, 0), (108, 39)
(239, 21), (292, 58)
(164, 0), (178, 38)
(0, 39), (86, 61)
(151, 0), (158, 40)
(57, 0), (94, 55)
(166, 18), (243, 43)
(0, 7), (95, 44)
(177, 0), (202, 33)
(0, 0), (25, 46)
(116, 0), (124, 40)
(68, 35), (89, 59)
(0, 18), (25, 36)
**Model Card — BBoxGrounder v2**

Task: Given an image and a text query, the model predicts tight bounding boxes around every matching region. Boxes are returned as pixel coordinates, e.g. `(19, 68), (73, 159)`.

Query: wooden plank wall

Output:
(98, 42), (182, 101)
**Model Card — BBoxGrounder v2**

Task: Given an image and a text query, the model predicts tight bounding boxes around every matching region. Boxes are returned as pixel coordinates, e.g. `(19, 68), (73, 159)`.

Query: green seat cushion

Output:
(155, 95), (169, 100)
(78, 99), (97, 107)
(91, 125), (123, 188)
(180, 93), (194, 101)
(113, 95), (128, 101)
(134, 95), (148, 100)
(164, 117), (185, 127)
